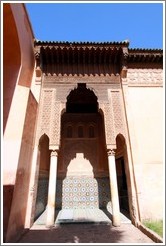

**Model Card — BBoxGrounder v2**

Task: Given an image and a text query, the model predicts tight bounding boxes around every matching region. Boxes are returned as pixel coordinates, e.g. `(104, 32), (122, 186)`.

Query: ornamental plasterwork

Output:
(101, 103), (115, 145)
(43, 73), (121, 84)
(36, 89), (53, 143)
(109, 90), (126, 138)
(49, 101), (61, 146)
(36, 74), (125, 147)
(43, 77), (121, 104)
(36, 89), (61, 147)
(127, 68), (163, 86)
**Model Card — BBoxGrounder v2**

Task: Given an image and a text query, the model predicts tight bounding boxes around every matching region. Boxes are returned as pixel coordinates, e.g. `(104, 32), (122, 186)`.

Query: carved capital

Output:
(50, 150), (58, 157)
(107, 149), (116, 156)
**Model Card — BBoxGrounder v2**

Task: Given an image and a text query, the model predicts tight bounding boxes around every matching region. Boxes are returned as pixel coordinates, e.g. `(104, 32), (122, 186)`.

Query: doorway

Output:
(56, 84), (111, 222)
(116, 134), (130, 219)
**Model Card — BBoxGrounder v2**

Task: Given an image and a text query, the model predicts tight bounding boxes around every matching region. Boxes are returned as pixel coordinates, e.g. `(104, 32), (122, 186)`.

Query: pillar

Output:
(108, 149), (121, 226)
(46, 149), (58, 227)
(25, 146), (41, 228)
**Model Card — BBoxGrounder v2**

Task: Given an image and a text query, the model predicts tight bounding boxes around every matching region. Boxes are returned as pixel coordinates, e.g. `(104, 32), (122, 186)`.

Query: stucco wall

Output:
(3, 3), (38, 243)
(5, 91), (38, 242)
(124, 69), (163, 220)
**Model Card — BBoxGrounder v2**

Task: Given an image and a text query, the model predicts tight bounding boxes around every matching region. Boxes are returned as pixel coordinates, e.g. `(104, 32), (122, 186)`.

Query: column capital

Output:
(50, 149), (58, 157)
(107, 149), (116, 156)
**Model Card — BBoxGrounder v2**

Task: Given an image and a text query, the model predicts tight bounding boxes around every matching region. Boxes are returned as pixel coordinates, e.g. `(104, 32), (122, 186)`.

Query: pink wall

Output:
(3, 3), (37, 242)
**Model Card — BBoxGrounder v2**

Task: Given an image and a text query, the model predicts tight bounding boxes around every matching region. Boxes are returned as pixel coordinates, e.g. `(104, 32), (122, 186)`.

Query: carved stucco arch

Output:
(37, 83), (118, 149)
(59, 84), (116, 148)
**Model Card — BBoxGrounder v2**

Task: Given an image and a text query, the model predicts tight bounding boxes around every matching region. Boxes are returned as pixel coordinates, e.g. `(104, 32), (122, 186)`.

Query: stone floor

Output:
(34, 208), (131, 225)
(17, 223), (154, 244)
(16, 208), (155, 244)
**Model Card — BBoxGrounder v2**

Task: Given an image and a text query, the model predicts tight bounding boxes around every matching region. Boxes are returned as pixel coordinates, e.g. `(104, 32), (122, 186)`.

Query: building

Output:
(3, 3), (163, 243)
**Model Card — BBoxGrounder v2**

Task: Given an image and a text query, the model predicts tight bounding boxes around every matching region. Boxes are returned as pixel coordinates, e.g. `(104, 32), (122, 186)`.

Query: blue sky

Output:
(25, 2), (164, 49)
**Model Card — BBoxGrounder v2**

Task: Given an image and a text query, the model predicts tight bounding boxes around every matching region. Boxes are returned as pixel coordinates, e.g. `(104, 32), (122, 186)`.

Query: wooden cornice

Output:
(34, 41), (163, 75)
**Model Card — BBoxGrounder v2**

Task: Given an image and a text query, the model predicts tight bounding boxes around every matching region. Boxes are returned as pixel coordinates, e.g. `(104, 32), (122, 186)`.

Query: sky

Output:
(25, 2), (164, 49)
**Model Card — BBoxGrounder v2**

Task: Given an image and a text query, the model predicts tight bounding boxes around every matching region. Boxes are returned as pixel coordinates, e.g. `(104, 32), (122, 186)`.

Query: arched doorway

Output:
(56, 84), (111, 222)
(34, 134), (50, 222)
(115, 134), (130, 219)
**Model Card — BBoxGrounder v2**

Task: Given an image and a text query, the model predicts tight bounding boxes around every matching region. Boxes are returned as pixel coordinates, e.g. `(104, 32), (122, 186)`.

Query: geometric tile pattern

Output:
(62, 177), (99, 209)
(35, 177), (111, 220)
(56, 177), (111, 210)
(97, 177), (111, 208)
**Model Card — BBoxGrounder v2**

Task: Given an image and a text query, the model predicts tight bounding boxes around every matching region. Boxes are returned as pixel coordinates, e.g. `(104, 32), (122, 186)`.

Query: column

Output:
(46, 150), (58, 227)
(108, 149), (121, 226)
(25, 146), (41, 228)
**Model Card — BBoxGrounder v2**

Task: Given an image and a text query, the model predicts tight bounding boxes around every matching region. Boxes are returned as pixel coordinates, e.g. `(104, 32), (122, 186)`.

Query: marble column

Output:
(46, 150), (58, 227)
(108, 149), (121, 226)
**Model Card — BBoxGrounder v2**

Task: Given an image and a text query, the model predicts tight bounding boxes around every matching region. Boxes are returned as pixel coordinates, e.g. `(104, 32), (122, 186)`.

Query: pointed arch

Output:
(3, 4), (21, 132)
(39, 133), (49, 146)
(66, 83), (98, 113)
(34, 134), (50, 221)
(115, 133), (131, 219)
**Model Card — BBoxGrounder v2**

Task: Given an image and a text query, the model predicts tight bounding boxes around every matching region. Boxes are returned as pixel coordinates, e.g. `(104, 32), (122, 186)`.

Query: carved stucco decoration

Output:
(36, 89), (53, 143)
(49, 100), (61, 147)
(37, 74), (124, 147)
(43, 73), (121, 84)
(36, 88), (61, 147)
(109, 90), (126, 137)
(127, 68), (163, 86)
(100, 102), (115, 146)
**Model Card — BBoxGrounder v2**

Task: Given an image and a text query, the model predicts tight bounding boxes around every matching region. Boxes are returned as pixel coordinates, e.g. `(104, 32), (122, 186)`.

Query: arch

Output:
(66, 83), (98, 113)
(66, 125), (73, 138)
(39, 133), (49, 146)
(116, 133), (126, 154)
(115, 133), (131, 219)
(61, 108), (66, 116)
(57, 89), (110, 215)
(3, 5), (22, 240)
(88, 125), (95, 138)
(78, 125), (84, 138)
(86, 85), (99, 99)
(3, 4), (21, 132)
(34, 134), (50, 221)
(38, 133), (50, 172)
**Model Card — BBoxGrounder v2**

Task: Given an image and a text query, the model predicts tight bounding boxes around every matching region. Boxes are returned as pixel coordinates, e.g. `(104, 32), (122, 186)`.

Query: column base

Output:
(112, 216), (121, 227)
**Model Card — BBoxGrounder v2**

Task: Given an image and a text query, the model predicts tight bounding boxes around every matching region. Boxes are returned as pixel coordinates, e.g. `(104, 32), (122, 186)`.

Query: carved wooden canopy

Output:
(34, 40), (163, 76)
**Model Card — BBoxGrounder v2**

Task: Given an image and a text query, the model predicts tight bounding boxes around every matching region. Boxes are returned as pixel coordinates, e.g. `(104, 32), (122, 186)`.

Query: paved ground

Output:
(17, 223), (155, 244)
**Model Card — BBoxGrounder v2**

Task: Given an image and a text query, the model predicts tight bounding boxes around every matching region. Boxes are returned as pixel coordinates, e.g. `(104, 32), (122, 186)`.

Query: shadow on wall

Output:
(3, 185), (15, 242)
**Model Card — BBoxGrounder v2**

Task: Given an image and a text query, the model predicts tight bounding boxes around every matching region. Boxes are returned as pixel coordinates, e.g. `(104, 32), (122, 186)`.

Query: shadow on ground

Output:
(17, 223), (154, 244)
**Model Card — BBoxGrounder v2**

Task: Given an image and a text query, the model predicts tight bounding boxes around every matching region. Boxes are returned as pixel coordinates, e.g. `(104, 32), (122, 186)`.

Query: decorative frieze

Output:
(43, 74), (121, 85)
(43, 75), (121, 104)
(127, 68), (163, 86)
